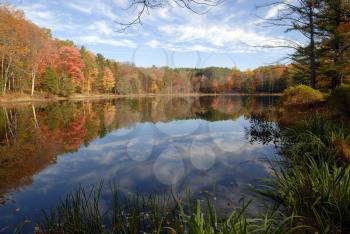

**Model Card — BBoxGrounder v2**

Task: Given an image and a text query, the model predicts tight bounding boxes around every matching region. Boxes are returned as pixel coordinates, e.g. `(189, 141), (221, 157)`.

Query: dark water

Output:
(0, 96), (280, 232)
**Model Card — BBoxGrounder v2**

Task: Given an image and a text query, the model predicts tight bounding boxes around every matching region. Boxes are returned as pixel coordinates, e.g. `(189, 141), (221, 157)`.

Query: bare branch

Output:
(115, 0), (222, 31)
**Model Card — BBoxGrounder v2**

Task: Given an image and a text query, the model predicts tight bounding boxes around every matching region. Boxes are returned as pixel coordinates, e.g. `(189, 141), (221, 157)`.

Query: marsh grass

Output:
(257, 117), (350, 233)
(282, 117), (350, 164)
(30, 182), (309, 234)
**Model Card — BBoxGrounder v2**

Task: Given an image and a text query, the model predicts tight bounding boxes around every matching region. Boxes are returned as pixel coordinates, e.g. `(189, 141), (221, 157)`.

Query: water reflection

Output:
(0, 96), (280, 230)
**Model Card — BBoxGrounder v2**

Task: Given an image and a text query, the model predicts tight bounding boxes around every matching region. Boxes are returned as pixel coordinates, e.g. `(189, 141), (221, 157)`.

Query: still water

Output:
(0, 96), (280, 231)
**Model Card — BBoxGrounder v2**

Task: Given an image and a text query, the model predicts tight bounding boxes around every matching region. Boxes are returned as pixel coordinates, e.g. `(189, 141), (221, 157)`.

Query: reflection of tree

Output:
(0, 96), (280, 203)
(245, 112), (281, 145)
(63, 114), (87, 152)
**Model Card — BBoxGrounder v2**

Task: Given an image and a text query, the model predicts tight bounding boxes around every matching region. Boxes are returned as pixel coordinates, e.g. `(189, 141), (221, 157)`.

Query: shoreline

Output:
(0, 92), (282, 105)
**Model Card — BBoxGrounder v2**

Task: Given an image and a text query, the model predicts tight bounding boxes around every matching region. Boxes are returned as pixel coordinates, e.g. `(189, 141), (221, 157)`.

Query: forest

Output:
(2, 2), (348, 98)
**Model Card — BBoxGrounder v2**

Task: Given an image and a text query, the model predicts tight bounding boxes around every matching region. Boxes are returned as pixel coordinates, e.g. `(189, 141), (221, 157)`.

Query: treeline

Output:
(0, 4), (296, 97)
(189, 66), (291, 93)
(1, 1), (349, 97)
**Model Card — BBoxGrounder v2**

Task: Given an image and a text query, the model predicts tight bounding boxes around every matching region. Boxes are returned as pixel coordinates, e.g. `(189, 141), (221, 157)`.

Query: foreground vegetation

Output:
(26, 184), (305, 234)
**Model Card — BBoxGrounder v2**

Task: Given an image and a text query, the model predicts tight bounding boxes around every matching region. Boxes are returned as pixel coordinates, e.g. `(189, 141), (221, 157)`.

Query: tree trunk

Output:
(1, 54), (4, 95)
(31, 69), (36, 96)
(331, 6), (343, 89)
(32, 105), (39, 128)
(4, 56), (12, 95)
(309, 3), (316, 89)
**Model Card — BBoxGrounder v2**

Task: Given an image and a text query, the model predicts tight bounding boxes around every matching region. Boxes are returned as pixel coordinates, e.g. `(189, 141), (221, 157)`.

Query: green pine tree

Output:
(43, 67), (59, 95)
(59, 73), (75, 97)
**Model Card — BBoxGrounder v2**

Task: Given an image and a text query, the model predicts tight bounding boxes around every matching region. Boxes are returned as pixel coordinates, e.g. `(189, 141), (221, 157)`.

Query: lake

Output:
(0, 95), (280, 232)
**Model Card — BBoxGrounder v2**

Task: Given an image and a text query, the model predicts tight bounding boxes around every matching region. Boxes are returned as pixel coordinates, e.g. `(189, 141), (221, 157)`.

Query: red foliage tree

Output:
(211, 79), (220, 93)
(225, 76), (233, 92)
(58, 46), (85, 82)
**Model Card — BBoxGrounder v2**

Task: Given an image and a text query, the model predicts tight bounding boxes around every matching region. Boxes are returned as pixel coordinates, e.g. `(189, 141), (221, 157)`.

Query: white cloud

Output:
(261, 0), (294, 20)
(147, 40), (160, 48)
(112, 0), (129, 8)
(76, 35), (137, 48)
(264, 3), (286, 19)
(21, 3), (55, 21)
(66, 2), (93, 14)
(89, 21), (114, 35)
(65, 1), (118, 20)
(158, 24), (289, 53)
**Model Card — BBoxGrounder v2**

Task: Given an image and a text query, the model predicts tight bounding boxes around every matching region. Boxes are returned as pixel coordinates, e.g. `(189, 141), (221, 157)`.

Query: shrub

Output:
(282, 85), (323, 106)
(327, 85), (350, 116)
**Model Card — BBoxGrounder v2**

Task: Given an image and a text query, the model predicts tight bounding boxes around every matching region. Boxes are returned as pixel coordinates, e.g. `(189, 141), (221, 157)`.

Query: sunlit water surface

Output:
(0, 96), (280, 232)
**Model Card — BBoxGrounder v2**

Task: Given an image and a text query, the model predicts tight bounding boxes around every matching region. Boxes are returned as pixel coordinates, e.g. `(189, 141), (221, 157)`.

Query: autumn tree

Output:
(231, 67), (242, 92)
(80, 47), (97, 93)
(58, 46), (85, 92)
(225, 76), (234, 93)
(0, 6), (29, 94)
(108, 61), (119, 94)
(93, 53), (106, 92)
(211, 79), (220, 93)
(102, 67), (116, 93)
(26, 22), (50, 96)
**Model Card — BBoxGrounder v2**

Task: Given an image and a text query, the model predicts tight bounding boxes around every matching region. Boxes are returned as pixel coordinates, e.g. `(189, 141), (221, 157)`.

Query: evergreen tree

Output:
(59, 73), (75, 97)
(318, 0), (350, 88)
(265, 0), (321, 88)
(43, 67), (58, 94)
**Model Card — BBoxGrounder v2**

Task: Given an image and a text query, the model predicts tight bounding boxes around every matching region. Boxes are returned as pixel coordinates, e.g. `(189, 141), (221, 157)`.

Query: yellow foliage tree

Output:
(102, 67), (115, 93)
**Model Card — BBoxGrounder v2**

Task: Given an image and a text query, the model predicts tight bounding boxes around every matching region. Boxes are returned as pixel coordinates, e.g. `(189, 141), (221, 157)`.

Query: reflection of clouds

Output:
(154, 146), (185, 185)
(212, 133), (247, 153)
(190, 139), (216, 170)
(156, 120), (201, 137)
(109, 127), (135, 137)
(127, 136), (155, 162)
(208, 118), (250, 153)
(127, 123), (156, 162)
(1, 117), (278, 224)
(73, 171), (98, 183)
(85, 140), (129, 151)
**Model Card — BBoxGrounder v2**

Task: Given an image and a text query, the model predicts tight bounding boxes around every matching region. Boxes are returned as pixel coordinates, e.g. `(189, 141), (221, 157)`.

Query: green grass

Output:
(26, 183), (309, 234)
(258, 117), (350, 233)
(282, 117), (350, 164)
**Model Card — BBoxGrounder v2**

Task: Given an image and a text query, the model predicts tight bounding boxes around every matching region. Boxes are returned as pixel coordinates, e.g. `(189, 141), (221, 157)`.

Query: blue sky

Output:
(9, 0), (299, 70)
